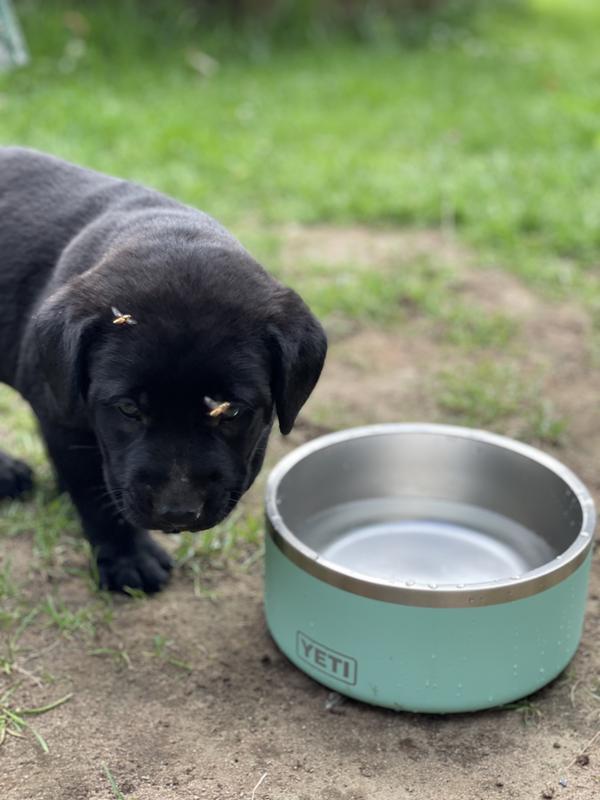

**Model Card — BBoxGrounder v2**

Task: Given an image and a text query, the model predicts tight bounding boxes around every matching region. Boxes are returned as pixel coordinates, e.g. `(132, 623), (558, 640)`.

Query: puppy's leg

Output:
(40, 424), (172, 593)
(0, 450), (33, 500)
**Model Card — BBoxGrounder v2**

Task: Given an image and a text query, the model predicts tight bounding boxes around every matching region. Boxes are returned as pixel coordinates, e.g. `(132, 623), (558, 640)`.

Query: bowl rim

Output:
(265, 423), (596, 608)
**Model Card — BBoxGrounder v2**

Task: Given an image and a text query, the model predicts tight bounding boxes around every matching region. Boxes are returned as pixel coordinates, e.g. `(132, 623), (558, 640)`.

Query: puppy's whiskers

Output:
(98, 486), (131, 519)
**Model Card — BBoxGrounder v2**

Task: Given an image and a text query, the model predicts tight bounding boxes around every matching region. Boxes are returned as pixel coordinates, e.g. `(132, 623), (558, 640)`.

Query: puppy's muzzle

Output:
(156, 503), (204, 533)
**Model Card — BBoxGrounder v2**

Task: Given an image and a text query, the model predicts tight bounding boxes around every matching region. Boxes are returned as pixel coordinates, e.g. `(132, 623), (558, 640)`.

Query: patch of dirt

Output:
(279, 223), (472, 270)
(2, 226), (600, 800)
(454, 267), (539, 318)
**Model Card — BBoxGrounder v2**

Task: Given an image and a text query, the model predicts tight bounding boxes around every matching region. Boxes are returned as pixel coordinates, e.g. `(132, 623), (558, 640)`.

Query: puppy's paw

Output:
(0, 452), (34, 500)
(97, 533), (173, 594)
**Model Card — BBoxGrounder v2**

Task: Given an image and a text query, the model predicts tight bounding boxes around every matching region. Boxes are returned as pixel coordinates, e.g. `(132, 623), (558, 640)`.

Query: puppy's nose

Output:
(157, 503), (204, 531)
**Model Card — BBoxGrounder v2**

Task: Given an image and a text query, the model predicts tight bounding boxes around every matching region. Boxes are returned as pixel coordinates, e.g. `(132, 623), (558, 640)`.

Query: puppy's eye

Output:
(115, 399), (143, 421)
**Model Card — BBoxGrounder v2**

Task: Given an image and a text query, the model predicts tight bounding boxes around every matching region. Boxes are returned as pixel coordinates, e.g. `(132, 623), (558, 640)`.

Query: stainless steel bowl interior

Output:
(267, 425), (595, 604)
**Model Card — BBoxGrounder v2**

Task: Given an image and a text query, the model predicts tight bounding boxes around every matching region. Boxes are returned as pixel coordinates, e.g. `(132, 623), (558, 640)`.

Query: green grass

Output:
(437, 361), (567, 443)
(0, 687), (72, 752)
(502, 698), (544, 725)
(2, 0), (600, 280)
(42, 595), (98, 637)
(269, 253), (518, 344)
(173, 509), (263, 596)
(2, 0), (600, 318)
(89, 647), (133, 671)
(102, 764), (129, 800)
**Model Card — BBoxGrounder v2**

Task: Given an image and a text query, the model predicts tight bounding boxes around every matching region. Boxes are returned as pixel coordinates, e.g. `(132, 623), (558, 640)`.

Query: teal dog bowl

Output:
(264, 424), (596, 713)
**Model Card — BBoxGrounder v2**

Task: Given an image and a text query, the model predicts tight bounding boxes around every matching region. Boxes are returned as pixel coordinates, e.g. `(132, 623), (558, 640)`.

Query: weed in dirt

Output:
(0, 485), (80, 575)
(437, 362), (567, 444)
(102, 763), (130, 800)
(437, 363), (523, 427)
(32, 496), (81, 566)
(443, 306), (517, 349)
(174, 509), (262, 592)
(285, 256), (518, 350)
(503, 698), (543, 726)
(0, 604), (42, 681)
(527, 402), (568, 446)
(0, 687), (72, 752)
(122, 586), (150, 602)
(42, 595), (99, 638)
(0, 559), (17, 601)
(287, 257), (455, 324)
(146, 634), (193, 673)
(90, 647), (133, 671)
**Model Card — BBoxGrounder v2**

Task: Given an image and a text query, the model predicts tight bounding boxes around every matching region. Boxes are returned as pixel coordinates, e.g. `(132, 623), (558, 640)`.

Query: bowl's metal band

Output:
(266, 518), (593, 608)
(265, 424), (597, 609)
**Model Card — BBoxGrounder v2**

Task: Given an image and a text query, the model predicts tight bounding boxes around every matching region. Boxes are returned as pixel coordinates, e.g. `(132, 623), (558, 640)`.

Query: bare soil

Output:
(2, 226), (599, 800)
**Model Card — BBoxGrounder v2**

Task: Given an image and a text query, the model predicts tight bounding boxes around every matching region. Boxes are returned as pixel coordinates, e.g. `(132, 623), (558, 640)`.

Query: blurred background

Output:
(2, 0), (599, 278)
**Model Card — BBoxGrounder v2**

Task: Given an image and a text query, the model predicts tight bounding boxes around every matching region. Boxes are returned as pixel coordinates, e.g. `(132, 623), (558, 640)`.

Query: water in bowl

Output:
(295, 497), (556, 586)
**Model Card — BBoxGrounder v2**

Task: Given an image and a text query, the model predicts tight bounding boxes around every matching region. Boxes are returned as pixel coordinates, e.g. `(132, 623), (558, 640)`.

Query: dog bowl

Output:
(264, 424), (595, 713)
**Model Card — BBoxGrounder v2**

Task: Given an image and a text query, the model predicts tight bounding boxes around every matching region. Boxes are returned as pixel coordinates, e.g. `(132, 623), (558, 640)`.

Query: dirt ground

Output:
(1, 227), (599, 799)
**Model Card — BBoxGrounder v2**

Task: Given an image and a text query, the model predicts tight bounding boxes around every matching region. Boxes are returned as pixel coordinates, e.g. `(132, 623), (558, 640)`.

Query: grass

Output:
(1, 1), (600, 295)
(269, 252), (519, 345)
(2, 0), (600, 320)
(41, 595), (99, 637)
(0, 687), (72, 752)
(147, 634), (193, 672)
(90, 647), (133, 671)
(502, 698), (544, 726)
(437, 361), (567, 443)
(102, 763), (129, 800)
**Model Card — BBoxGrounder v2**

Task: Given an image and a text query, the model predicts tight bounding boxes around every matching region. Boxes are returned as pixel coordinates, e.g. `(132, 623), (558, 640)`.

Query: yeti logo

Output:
(296, 631), (357, 686)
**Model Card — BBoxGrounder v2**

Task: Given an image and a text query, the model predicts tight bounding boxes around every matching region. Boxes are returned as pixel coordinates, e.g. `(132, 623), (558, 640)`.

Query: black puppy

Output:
(0, 147), (326, 592)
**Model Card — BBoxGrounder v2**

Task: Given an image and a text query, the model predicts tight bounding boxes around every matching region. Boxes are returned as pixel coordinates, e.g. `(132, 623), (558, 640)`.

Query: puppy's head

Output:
(33, 244), (326, 532)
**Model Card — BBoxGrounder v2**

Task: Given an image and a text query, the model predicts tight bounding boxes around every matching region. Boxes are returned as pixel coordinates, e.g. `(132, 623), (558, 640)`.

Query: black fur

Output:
(0, 147), (326, 592)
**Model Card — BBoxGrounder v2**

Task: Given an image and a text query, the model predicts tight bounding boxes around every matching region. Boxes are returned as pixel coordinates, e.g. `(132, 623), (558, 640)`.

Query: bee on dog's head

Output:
(111, 307), (137, 326)
(204, 396), (240, 420)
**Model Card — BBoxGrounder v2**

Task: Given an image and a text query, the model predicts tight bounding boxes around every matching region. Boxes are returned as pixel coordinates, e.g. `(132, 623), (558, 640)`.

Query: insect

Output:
(111, 306), (137, 326)
(204, 396), (239, 419)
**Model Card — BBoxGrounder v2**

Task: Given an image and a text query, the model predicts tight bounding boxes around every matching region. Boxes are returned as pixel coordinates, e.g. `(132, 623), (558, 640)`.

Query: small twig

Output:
(251, 772), (268, 800)
(564, 729), (600, 770)
(570, 679), (581, 707)
(21, 638), (61, 664)
(12, 665), (44, 688)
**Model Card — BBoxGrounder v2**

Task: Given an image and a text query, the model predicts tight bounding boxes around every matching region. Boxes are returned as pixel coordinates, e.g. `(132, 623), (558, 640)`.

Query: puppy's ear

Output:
(32, 286), (100, 417)
(268, 288), (327, 435)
